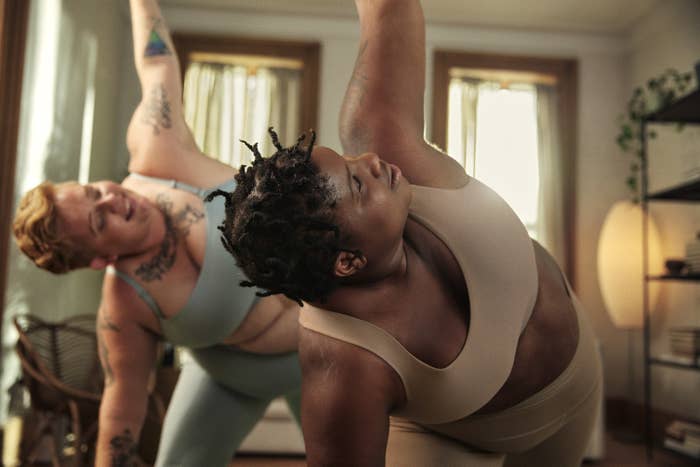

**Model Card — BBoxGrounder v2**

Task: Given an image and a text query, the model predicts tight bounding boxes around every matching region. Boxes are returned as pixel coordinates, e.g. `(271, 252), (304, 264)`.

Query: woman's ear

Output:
(334, 250), (367, 277)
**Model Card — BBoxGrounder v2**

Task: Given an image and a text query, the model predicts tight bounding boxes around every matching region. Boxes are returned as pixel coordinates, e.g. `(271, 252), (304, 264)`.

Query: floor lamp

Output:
(597, 200), (662, 440)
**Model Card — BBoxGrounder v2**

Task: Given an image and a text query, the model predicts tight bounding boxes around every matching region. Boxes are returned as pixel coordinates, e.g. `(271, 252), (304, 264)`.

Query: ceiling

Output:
(161, 0), (660, 34)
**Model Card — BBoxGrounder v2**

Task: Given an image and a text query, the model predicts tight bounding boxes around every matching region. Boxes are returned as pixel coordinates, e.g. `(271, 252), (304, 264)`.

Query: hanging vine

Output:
(616, 68), (694, 200)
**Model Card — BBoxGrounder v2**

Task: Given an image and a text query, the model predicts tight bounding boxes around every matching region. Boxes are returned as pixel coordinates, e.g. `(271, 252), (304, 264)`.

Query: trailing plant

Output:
(616, 68), (694, 200)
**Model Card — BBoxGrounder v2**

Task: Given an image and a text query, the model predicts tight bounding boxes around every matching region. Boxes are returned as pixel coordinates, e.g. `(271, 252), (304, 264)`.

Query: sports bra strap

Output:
(129, 173), (208, 198)
(299, 305), (415, 387)
(106, 266), (167, 320)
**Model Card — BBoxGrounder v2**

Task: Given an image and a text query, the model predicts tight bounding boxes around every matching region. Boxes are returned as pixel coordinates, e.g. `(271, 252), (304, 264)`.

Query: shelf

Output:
(644, 89), (700, 123)
(645, 178), (700, 202)
(640, 83), (700, 463)
(649, 356), (700, 371)
(661, 443), (700, 462)
(646, 274), (700, 282)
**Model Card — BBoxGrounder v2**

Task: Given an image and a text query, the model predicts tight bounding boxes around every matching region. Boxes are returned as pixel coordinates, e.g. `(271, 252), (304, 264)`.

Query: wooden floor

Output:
(229, 431), (698, 466)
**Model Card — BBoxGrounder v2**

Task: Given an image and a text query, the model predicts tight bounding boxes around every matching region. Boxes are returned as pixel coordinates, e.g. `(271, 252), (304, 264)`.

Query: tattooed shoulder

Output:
(134, 193), (204, 282)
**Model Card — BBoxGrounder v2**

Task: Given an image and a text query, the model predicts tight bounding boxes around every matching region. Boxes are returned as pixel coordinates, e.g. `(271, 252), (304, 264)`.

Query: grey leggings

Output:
(154, 345), (302, 467)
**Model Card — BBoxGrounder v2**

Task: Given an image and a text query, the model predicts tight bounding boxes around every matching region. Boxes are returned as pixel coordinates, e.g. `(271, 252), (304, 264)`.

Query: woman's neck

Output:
(321, 240), (414, 318)
(118, 207), (169, 263)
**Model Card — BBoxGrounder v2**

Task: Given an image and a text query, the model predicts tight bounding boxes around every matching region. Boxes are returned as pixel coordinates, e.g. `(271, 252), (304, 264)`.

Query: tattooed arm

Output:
(339, 0), (466, 188)
(126, 0), (236, 187)
(95, 284), (158, 467)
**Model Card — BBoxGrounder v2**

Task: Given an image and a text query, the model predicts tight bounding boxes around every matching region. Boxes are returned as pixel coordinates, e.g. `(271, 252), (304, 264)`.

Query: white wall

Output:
(624, 0), (700, 418)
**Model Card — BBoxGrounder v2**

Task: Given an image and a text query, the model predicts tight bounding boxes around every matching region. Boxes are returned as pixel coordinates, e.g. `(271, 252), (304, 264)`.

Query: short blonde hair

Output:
(12, 181), (93, 274)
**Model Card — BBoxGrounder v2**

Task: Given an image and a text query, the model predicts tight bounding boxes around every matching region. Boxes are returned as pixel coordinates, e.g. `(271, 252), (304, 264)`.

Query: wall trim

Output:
(163, 6), (626, 55)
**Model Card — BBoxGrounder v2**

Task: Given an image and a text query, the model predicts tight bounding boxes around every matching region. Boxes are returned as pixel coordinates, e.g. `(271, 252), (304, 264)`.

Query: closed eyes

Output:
(85, 186), (104, 234)
(95, 212), (106, 232)
(86, 186), (102, 200)
(353, 175), (362, 193)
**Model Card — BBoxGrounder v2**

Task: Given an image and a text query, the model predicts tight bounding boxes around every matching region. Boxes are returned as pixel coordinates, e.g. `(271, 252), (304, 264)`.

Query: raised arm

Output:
(94, 289), (158, 467)
(126, 0), (235, 186)
(340, 0), (466, 187)
(340, 0), (425, 152)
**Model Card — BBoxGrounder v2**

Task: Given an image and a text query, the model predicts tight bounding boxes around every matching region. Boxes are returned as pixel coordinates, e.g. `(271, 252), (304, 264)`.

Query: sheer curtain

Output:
(447, 78), (479, 174)
(535, 85), (566, 269)
(183, 62), (301, 168)
(446, 77), (565, 268)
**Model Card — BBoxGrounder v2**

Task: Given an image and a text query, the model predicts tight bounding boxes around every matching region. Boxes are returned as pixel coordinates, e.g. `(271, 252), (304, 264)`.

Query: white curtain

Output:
(183, 62), (301, 168)
(447, 78), (479, 174)
(447, 77), (566, 267)
(535, 84), (566, 270)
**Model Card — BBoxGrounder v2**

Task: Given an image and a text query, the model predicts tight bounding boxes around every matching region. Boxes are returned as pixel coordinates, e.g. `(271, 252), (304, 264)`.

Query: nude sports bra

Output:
(299, 178), (538, 424)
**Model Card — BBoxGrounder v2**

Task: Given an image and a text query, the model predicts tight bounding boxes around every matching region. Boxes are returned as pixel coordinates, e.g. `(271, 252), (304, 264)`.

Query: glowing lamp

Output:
(597, 200), (662, 328)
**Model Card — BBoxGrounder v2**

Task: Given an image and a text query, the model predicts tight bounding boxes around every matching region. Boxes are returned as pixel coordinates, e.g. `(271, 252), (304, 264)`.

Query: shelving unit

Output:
(640, 88), (700, 460)
(648, 357), (700, 372)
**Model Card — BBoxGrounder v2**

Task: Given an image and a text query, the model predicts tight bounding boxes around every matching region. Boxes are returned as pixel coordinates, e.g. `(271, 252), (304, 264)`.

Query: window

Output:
(448, 80), (540, 236)
(172, 34), (320, 166)
(433, 51), (577, 281)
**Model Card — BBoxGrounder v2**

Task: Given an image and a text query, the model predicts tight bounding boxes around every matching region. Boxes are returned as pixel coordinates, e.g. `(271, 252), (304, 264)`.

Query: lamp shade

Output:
(597, 200), (662, 328)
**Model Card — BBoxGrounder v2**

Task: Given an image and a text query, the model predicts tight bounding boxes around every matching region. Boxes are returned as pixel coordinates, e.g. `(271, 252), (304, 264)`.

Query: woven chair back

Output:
(14, 314), (103, 408)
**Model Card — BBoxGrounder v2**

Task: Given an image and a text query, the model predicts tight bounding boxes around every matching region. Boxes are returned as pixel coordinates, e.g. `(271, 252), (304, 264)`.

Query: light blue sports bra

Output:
(106, 174), (259, 348)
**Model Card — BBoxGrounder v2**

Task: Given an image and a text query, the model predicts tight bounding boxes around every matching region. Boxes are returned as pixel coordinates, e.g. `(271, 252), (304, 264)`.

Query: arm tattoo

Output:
(98, 309), (119, 387)
(142, 84), (172, 135)
(144, 17), (171, 57)
(134, 194), (204, 282)
(99, 308), (121, 333)
(98, 332), (115, 387)
(109, 429), (139, 467)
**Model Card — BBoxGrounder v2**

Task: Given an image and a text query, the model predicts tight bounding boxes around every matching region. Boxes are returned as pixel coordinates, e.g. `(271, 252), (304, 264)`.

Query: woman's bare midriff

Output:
(221, 294), (300, 354)
(474, 241), (579, 414)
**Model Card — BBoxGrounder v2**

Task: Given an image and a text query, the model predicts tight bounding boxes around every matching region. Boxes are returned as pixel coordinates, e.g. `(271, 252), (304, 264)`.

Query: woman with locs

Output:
(213, 0), (602, 465)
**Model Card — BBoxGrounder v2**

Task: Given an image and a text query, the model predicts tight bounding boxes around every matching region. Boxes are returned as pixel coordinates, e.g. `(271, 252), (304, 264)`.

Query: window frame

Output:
(0, 0), (31, 329)
(172, 33), (320, 136)
(432, 50), (578, 284)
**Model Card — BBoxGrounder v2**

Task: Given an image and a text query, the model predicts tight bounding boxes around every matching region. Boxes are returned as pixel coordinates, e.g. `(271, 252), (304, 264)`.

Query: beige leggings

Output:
(386, 290), (602, 467)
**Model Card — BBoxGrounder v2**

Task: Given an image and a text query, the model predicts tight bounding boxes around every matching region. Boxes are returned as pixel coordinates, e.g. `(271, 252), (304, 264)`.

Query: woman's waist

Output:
(421, 298), (601, 449)
(476, 243), (582, 413)
(220, 296), (300, 354)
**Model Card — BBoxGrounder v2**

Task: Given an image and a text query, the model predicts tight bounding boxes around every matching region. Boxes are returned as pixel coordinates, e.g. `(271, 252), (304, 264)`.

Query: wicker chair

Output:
(14, 314), (102, 466)
(13, 314), (165, 466)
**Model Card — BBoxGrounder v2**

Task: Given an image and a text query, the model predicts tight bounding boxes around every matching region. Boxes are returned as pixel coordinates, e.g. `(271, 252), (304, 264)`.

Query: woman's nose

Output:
(97, 192), (118, 211)
(360, 152), (382, 177)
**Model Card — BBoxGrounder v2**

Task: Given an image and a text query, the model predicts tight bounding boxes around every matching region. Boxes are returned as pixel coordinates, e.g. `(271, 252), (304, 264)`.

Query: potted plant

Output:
(616, 68), (694, 200)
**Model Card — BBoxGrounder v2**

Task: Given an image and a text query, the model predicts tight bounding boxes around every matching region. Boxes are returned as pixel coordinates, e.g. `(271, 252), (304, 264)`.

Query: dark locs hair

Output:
(208, 128), (344, 305)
